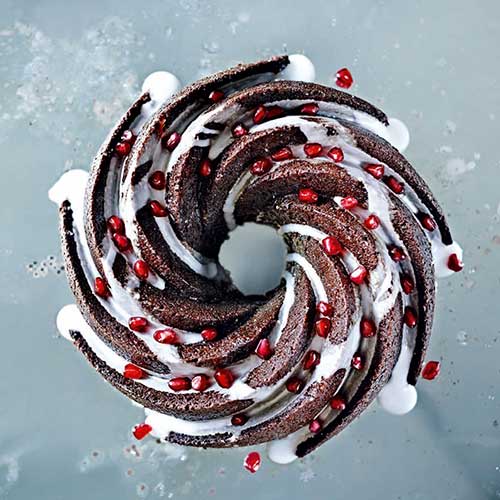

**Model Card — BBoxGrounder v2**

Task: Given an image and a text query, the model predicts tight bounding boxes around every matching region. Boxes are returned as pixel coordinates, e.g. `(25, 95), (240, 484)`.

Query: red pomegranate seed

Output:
(232, 123), (248, 137)
(364, 163), (385, 180)
(301, 103), (319, 115)
(388, 245), (406, 262)
(191, 374), (210, 392)
(316, 301), (333, 317)
(304, 142), (323, 158)
(327, 146), (344, 162)
(128, 316), (149, 333)
(153, 328), (178, 344)
(421, 360), (440, 380)
(121, 130), (135, 143)
(201, 327), (218, 341)
(112, 233), (131, 252)
(94, 277), (110, 298)
(330, 396), (346, 410)
(303, 350), (321, 370)
(214, 368), (234, 388)
(124, 363), (145, 379)
(385, 176), (405, 194)
(199, 159), (212, 177)
(255, 338), (273, 360)
(351, 354), (364, 371)
(335, 67), (353, 89)
(149, 200), (168, 217)
(322, 236), (342, 256)
(419, 213), (436, 232)
(149, 171), (166, 190)
(231, 414), (248, 426)
(107, 215), (125, 234)
(244, 452), (261, 474)
(165, 131), (181, 151)
(286, 377), (304, 394)
(350, 265), (367, 285)
(448, 253), (463, 272)
(309, 419), (322, 433)
(132, 423), (152, 440)
(266, 106), (284, 119)
(115, 141), (131, 156)
(253, 105), (267, 124)
(208, 90), (224, 102)
(133, 260), (149, 280)
(168, 377), (191, 392)
(298, 188), (319, 204)
(249, 157), (272, 176)
(404, 306), (418, 328)
(315, 317), (331, 338)
(271, 147), (293, 161)
(340, 196), (358, 209)
(364, 214), (380, 230)
(400, 274), (414, 294)
(360, 318), (376, 338)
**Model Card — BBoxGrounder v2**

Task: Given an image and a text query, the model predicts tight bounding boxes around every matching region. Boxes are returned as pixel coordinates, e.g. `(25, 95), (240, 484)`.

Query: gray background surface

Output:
(0, 0), (499, 498)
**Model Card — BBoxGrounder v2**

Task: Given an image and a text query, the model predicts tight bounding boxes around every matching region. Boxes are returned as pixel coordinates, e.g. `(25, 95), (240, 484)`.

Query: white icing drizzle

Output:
(285, 253), (327, 302)
(278, 54), (316, 83)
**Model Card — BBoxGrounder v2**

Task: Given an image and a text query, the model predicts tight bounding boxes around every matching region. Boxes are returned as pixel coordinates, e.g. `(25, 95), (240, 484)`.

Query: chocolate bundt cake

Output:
(49, 54), (463, 463)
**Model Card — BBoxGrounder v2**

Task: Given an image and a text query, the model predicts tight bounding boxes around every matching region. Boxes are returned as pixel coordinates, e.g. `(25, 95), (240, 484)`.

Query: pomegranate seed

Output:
(253, 105), (267, 124)
(132, 423), (152, 440)
(298, 188), (319, 204)
(404, 306), (418, 328)
(249, 158), (272, 176)
(421, 361), (440, 380)
(266, 106), (284, 119)
(271, 147), (293, 161)
(244, 452), (261, 474)
(388, 245), (406, 262)
(168, 377), (191, 392)
(322, 236), (342, 256)
(153, 328), (178, 344)
(94, 277), (110, 298)
(419, 213), (436, 232)
(128, 316), (149, 333)
(255, 338), (273, 360)
(316, 301), (333, 317)
(107, 215), (125, 234)
(304, 142), (323, 158)
(309, 419), (322, 433)
(351, 354), (364, 371)
(165, 131), (181, 151)
(340, 196), (358, 209)
(327, 146), (344, 162)
(112, 233), (131, 252)
(149, 200), (168, 217)
(330, 396), (346, 410)
(214, 368), (235, 388)
(115, 141), (131, 156)
(191, 374), (210, 392)
(199, 159), (212, 177)
(400, 274), (414, 294)
(124, 363), (145, 379)
(232, 123), (248, 137)
(201, 327), (218, 341)
(360, 318), (376, 338)
(448, 253), (463, 272)
(286, 377), (304, 394)
(231, 414), (248, 426)
(149, 171), (166, 190)
(301, 103), (319, 115)
(133, 260), (149, 280)
(208, 90), (224, 102)
(315, 318), (331, 338)
(303, 350), (321, 370)
(385, 176), (405, 194)
(350, 265), (367, 285)
(364, 214), (380, 230)
(364, 163), (385, 180)
(335, 67), (353, 89)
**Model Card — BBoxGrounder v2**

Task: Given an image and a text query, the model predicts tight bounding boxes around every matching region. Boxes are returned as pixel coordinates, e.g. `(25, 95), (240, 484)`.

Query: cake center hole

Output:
(219, 222), (287, 296)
